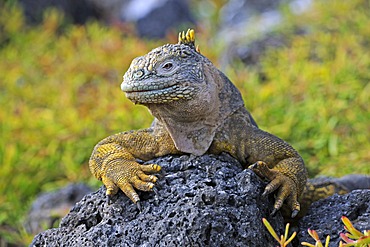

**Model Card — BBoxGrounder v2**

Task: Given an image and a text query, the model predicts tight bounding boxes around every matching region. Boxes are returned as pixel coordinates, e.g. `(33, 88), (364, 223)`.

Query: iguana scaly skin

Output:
(90, 29), (309, 218)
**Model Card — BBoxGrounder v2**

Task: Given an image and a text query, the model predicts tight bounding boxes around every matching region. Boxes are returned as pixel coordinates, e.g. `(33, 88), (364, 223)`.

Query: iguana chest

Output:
(202, 116), (244, 163)
(206, 109), (258, 165)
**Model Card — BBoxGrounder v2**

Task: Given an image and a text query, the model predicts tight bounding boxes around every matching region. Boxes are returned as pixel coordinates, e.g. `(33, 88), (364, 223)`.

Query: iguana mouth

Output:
(121, 80), (177, 93)
(123, 84), (195, 104)
(123, 84), (176, 94)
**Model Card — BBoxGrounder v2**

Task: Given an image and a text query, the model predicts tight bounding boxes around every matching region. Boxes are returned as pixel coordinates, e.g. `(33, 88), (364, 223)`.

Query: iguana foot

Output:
(249, 161), (300, 218)
(102, 162), (161, 205)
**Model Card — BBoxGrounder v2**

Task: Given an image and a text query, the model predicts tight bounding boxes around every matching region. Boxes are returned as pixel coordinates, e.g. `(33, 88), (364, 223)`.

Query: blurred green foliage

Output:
(237, 0), (370, 176)
(0, 0), (369, 245)
(0, 4), (159, 245)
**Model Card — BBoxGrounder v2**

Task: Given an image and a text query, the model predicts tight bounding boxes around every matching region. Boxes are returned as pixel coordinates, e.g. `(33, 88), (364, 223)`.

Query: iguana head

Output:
(121, 29), (244, 155)
(122, 29), (205, 107)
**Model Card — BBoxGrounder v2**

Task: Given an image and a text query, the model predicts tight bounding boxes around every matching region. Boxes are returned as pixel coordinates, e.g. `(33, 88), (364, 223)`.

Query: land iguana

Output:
(89, 29), (355, 219)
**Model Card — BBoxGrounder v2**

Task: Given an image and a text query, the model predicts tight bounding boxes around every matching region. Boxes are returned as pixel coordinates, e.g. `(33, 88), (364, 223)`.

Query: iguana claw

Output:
(249, 161), (301, 218)
(271, 208), (278, 217)
(291, 209), (299, 218)
(136, 201), (142, 212)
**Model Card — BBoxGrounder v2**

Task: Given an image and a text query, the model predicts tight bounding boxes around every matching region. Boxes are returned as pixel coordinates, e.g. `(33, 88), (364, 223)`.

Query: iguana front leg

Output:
(89, 128), (180, 206)
(245, 129), (307, 218)
(249, 158), (306, 218)
(211, 115), (307, 218)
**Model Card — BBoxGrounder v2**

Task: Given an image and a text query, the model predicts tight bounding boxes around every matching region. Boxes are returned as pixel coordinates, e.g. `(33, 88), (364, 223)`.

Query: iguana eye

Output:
(162, 62), (173, 70)
(157, 60), (177, 75)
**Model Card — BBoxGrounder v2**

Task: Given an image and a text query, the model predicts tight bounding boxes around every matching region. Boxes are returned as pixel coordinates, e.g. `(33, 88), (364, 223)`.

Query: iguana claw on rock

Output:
(89, 29), (353, 218)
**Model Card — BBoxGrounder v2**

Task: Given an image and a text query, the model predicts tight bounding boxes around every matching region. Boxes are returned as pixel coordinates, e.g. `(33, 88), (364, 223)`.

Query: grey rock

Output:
(19, 0), (100, 24)
(121, 0), (195, 39)
(220, 0), (287, 27)
(335, 174), (370, 191)
(298, 189), (370, 246)
(25, 184), (92, 235)
(217, 0), (312, 68)
(86, 0), (128, 23)
(229, 34), (288, 67)
(31, 154), (284, 247)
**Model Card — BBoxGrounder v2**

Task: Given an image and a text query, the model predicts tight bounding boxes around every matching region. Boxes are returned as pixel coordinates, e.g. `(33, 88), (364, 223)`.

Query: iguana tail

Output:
(298, 174), (370, 217)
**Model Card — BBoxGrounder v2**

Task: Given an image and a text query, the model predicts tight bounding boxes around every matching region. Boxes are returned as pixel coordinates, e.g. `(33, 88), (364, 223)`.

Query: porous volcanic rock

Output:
(31, 154), (284, 246)
(298, 189), (370, 246)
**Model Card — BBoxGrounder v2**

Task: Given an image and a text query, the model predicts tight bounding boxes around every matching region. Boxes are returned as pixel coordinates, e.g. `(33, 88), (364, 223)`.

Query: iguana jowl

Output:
(89, 29), (308, 218)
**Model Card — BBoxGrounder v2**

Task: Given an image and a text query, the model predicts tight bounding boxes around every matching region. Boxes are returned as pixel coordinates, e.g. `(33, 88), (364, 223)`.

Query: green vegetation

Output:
(338, 216), (370, 247)
(0, 0), (369, 245)
(262, 218), (296, 247)
(0, 4), (159, 245)
(231, 0), (370, 177)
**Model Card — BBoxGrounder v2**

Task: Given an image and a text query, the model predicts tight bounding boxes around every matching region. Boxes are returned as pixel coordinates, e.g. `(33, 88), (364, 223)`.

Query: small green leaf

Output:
(262, 218), (280, 242)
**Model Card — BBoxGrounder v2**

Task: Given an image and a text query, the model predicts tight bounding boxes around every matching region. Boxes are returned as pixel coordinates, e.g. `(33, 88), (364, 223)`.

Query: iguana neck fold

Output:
(147, 68), (245, 155)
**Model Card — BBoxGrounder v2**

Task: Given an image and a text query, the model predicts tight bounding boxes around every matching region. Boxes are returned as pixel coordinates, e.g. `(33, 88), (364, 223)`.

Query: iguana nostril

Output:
(134, 69), (144, 79)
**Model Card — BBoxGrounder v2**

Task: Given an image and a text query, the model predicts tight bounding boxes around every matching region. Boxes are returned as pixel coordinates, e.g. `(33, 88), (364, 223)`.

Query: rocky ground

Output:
(30, 154), (370, 246)
(30, 154), (285, 246)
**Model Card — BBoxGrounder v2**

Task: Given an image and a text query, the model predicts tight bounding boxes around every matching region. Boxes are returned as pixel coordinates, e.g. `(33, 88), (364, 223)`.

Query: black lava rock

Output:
(25, 183), (92, 235)
(298, 189), (370, 246)
(31, 154), (284, 246)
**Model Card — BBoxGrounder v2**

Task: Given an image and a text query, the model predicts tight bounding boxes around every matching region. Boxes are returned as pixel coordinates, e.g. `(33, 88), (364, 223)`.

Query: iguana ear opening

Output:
(178, 29), (201, 53)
